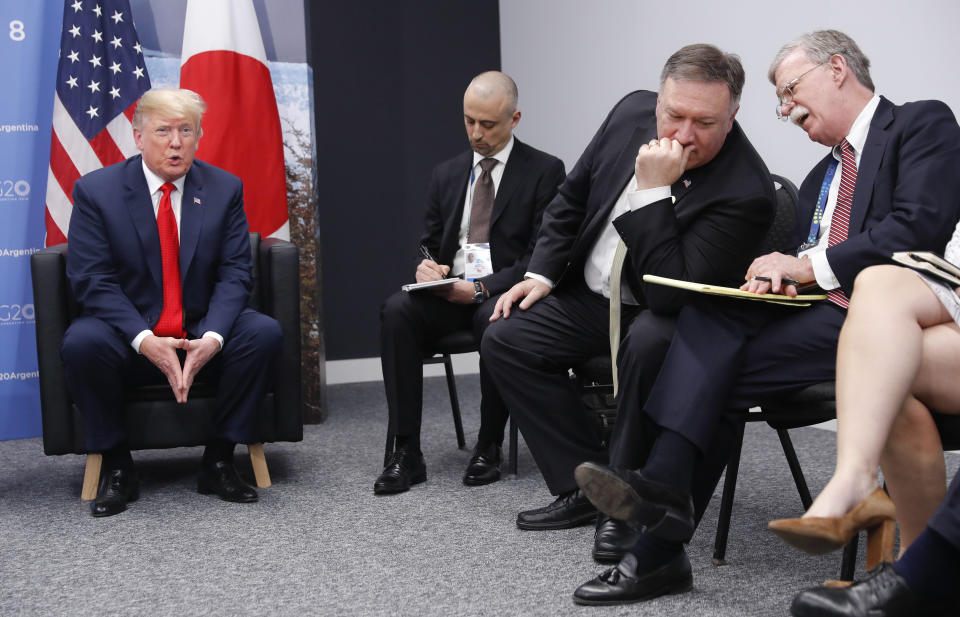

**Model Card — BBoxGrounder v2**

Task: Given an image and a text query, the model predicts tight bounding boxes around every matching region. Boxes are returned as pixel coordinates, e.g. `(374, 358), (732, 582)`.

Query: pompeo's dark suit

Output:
(482, 90), (776, 495)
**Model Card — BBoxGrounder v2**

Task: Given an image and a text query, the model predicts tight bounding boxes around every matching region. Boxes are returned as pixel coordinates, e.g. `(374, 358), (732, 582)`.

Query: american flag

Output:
(45, 0), (150, 246)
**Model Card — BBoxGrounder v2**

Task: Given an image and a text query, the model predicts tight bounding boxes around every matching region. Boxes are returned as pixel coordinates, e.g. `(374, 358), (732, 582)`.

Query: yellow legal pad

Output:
(642, 274), (827, 307)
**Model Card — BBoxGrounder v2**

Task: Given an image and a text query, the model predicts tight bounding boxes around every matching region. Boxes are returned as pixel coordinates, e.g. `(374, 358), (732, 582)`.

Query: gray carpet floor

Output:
(2, 375), (957, 616)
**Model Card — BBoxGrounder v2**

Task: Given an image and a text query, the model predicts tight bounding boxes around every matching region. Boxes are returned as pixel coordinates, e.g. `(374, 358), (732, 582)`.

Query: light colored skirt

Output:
(918, 273), (960, 327)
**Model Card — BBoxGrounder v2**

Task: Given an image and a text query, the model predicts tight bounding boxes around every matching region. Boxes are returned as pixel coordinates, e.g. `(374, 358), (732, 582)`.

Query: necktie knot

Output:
(840, 139), (855, 161)
(160, 182), (175, 199)
(479, 158), (497, 175)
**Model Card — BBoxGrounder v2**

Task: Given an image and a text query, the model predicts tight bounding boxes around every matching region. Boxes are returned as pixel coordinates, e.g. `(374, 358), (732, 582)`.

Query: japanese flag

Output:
(180, 0), (289, 239)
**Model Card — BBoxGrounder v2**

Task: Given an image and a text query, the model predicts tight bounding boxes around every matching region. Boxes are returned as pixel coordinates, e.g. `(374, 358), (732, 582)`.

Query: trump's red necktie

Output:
(153, 182), (185, 338)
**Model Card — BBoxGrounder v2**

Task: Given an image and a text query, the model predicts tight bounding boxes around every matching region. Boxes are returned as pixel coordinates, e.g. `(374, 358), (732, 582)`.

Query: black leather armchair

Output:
(31, 232), (302, 499)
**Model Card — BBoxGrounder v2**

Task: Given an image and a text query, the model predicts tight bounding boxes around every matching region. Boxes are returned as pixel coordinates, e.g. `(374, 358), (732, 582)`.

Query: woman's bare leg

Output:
(804, 266), (951, 518)
(882, 320), (960, 552)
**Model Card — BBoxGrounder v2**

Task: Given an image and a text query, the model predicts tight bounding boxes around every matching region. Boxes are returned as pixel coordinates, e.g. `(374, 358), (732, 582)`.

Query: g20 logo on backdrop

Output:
(0, 303), (35, 324)
(0, 180), (30, 202)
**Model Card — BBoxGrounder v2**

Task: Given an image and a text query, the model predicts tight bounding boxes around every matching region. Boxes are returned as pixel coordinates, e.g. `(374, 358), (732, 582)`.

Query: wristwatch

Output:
(472, 281), (487, 304)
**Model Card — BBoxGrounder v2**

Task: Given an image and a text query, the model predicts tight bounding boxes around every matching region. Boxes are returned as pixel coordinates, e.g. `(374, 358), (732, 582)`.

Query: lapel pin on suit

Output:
(193, 196), (202, 205)
(683, 178), (692, 188)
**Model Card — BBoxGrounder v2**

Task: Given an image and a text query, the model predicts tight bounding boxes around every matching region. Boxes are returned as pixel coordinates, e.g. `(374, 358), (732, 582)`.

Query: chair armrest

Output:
(259, 237), (303, 440)
(31, 244), (77, 454)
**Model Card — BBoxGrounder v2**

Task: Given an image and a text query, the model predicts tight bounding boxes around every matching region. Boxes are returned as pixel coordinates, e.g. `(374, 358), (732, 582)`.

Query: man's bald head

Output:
(463, 71), (521, 157)
(466, 71), (519, 115)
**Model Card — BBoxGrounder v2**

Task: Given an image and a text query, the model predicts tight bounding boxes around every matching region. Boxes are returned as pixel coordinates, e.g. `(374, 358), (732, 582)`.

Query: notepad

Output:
(401, 278), (459, 292)
(892, 251), (960, 287)
(642, 274), (827, 307)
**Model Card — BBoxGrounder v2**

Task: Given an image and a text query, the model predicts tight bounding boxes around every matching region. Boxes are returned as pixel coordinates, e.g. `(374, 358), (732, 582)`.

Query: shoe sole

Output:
(373, 469), (427, 495)
(462, 472), (501, 486)
(515, 511), (597, 531)
(575, 463), (692, 543)
(571, 576), (693, 606)
(591, 547), (625, 564)
(768, 526), (845, 555)
(196, 484), (258, 503)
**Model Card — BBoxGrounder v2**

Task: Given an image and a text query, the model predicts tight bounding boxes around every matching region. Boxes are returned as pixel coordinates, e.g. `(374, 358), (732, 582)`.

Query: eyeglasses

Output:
(775, 62), (824, 121)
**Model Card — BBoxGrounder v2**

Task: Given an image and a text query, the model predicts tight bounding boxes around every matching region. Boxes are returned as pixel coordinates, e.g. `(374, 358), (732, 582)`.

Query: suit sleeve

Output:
(527, 106), (621, 283)
(479, 156), (566, 294)
(418, 166), (445, 263)
(614, 190), (774, 313)
(194, 179), (253, 338)
(827, 101), (960, 292)
(67, 179), (154, 342)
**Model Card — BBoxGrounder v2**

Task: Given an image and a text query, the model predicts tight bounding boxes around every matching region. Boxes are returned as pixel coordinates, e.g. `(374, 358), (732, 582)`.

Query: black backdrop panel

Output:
(309, 1), (501, 360)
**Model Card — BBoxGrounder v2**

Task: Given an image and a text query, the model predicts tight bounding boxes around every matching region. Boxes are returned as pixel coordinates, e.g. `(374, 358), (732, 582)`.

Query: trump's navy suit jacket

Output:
(66, 155), (252, 342)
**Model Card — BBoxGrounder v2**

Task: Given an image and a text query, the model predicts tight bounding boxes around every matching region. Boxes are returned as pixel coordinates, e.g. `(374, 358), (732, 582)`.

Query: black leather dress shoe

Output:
(575, 462), (695, 543)
(90, 467), (140, 518)
(197, 461), (258, 503)
(516, 489), (597, 530)
(373, 447), (426, 495)
(462, 441), (502, 486)
(573, 550), (693, 606)
(593, 516), (639, 563)
(790, 563), (947, 617)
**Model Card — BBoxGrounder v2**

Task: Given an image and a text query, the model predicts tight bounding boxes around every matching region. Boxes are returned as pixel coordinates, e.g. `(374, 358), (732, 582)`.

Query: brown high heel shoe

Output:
(768, 487), (896, 568)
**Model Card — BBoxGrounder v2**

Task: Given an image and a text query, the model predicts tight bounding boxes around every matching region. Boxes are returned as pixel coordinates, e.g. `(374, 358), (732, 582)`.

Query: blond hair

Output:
(132, 88), (207, 131)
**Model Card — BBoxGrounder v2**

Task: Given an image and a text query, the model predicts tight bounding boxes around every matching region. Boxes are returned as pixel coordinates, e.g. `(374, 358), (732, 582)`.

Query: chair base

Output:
(79, 444), (272, 499)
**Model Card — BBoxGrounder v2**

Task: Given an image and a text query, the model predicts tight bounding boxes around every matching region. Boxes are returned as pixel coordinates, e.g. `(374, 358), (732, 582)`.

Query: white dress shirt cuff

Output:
(132, 329), (152, 353)
(524, 272), (554, 289)
(626, 186), (671, 210)
(202, 331), (224, 350)
(131, 330), (223, 354)
(811, 251), (841, 290)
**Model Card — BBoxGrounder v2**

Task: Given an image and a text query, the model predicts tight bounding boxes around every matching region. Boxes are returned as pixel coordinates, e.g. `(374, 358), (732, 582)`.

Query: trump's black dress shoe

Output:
(374, 446), (426, 495)
(462, 441), (502, 486)
(593, 516), (639, 563)
(572, 550), (692, 606)
(575, 462), (695, 543)
(90, 467), (140, 517)
(516, 488), (597, 530)
(197, 461), (258, 503)
(790, 563), (949, 617)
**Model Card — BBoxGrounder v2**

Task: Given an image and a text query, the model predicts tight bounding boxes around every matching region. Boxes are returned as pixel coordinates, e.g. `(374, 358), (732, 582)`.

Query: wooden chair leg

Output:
(865, 519), (897, 570)
(81, 453), (102, 501)
(248, 443), (272, 488)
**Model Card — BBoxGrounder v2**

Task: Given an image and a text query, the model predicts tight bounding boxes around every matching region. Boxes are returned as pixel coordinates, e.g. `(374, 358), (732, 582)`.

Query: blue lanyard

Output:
(804, 158), (839, 245)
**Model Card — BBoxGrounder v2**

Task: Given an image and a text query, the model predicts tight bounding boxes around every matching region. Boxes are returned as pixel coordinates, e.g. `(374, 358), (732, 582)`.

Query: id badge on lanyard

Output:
(463, 243), (493, 281)
(797, 158), (839, 255)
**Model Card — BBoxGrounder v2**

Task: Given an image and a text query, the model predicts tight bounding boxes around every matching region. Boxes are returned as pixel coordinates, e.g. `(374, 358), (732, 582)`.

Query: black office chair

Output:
(385, 331), (471, 463)
(410, 330), (527, 476)
(31, 233), (302, 499)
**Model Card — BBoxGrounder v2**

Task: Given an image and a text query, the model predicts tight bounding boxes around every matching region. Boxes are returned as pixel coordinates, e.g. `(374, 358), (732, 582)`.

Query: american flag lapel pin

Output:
(194, 196), (202, 205)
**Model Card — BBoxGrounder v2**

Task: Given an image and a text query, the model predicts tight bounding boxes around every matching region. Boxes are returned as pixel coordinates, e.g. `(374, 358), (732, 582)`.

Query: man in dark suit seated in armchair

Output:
(62, 88), (283, 517)
(482, 43), (775, 531)
(375, 71), (565, 494)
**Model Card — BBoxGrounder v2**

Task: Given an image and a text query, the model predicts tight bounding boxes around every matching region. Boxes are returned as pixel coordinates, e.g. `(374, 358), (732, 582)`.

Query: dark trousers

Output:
(931, 468), (960, 550)
(61, 308), (283, 451)
(629, 299), (846, 526)
(482, 280), (642, 495)
(379, 290), (507, 447)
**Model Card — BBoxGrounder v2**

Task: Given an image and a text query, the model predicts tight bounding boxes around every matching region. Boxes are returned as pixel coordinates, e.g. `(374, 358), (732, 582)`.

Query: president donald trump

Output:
(62, 88), (282, 517)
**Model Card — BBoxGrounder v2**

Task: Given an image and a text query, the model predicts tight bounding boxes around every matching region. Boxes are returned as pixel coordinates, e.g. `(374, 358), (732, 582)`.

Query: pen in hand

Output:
(418, 244), (448, 279)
